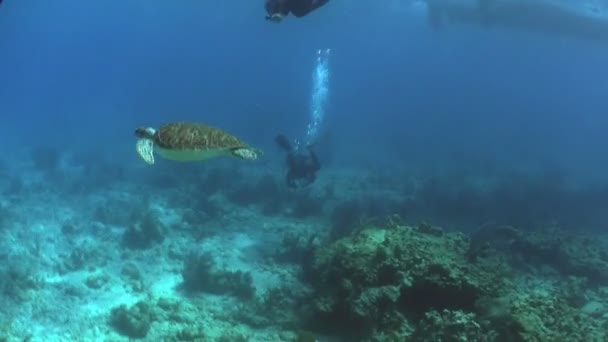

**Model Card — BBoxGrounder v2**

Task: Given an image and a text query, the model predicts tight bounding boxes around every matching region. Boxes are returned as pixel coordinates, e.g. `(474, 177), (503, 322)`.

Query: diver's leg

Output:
(314, 0), (330, 8)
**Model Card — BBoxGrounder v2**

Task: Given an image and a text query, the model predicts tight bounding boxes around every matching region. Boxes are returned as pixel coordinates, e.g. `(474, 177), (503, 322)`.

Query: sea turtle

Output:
(134, 122), (262, 165)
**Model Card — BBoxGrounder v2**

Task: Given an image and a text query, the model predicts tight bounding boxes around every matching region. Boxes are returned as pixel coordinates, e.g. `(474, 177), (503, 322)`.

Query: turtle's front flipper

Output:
(232, 148), (262, 161)
(136, 138), (155, 165)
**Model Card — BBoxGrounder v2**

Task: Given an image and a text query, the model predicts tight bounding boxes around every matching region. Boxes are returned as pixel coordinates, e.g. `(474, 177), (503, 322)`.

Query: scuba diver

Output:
(275, 134), (321, 188)
(265, 0), (330, 22)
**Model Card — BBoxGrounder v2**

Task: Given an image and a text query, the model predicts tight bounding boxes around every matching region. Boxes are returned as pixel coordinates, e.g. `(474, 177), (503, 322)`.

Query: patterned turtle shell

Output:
(154, 122), (249, 151)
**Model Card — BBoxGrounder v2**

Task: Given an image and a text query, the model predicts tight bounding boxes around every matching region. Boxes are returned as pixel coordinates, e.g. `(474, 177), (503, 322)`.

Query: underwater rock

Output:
(122, 210), (165, 249)
(60, 222), (79, 235)
(84, 273), (110, 289)
(0, 264), (41, 302)
(154, 297), (206, 340)
(293, 330), (317, 342)
(109, 301), (154, 339)
(299, 216), (608, 341)
(59, 245), (101, 273)
(412, 309), (485, 342)
(0, 257), (45, 302)
(232, 286), (301, 329)
(121, 263), (142, 282)
(274, 230), (323, 267)
(181, 251), (255, 300)
(173, 326), (206, 341)
(217, 329), (249, 342)
(472, 225), (608, 285)
(303, 220), (509, 339)
(509, 293), (607, 341)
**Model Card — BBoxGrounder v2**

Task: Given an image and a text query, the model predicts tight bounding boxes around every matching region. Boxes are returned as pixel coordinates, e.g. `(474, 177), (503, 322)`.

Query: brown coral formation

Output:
(298, 219), (608, 341)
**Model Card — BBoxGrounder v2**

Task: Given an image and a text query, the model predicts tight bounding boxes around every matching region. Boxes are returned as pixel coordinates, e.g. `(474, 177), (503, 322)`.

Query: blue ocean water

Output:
(1, 1), (608, 174)
(1, 1), (608, 341)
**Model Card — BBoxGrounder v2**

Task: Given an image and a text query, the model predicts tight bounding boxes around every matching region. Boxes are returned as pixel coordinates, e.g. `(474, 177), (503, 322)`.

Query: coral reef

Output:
(302, 220), (508, 339)
(122, 209), (165, 249)
(412, 309), (487, 342)
(471, 224), (608, 284)
(508, 293), (608, 341)
(232, 286), (303, 329)
(274, 230), (324, 266)
(299, 217), (608, 341)
(181, 251), (255, 300)
(109, 301), (154, 339)
(3, 159), (608, 341)
(0, 265), (41, 302)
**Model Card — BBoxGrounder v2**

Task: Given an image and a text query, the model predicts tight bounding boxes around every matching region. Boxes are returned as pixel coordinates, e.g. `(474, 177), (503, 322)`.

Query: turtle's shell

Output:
(154, 122), (248, 151)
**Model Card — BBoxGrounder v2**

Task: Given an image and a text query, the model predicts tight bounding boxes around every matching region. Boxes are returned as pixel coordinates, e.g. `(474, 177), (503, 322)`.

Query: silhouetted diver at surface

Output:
(424, 0), (608, 41)
(265, 0), (330, 22)
(275, 134), (321, 188)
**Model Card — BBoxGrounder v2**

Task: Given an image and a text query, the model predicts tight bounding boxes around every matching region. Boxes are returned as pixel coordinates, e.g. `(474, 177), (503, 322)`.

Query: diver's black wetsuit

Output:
(275, 134), (321, 188)
(265, 0), (330, 19)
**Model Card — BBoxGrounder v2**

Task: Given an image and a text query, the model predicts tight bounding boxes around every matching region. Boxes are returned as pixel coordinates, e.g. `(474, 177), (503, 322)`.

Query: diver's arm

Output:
(265, 0), (290, 22)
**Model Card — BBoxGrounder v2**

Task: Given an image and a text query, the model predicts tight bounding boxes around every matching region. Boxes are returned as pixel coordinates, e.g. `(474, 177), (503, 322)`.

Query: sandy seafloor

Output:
(0, 151), (353, 341)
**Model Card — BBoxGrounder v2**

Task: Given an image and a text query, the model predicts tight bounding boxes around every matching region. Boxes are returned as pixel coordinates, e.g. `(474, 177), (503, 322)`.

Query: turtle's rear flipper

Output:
(232, 148), (261, 161)
(136, 138), (155, 165)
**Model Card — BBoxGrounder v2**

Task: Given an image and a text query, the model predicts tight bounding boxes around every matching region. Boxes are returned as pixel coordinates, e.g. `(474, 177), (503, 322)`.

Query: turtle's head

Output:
(135, 127), (157, 139)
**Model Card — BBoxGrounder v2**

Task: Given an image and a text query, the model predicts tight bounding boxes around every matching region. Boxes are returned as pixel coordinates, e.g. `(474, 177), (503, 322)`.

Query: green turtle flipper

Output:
(136, 138), (155, 165)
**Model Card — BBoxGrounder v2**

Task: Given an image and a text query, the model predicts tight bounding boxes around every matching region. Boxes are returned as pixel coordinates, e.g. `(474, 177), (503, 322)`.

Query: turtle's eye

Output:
(134, 128), (146, 137)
